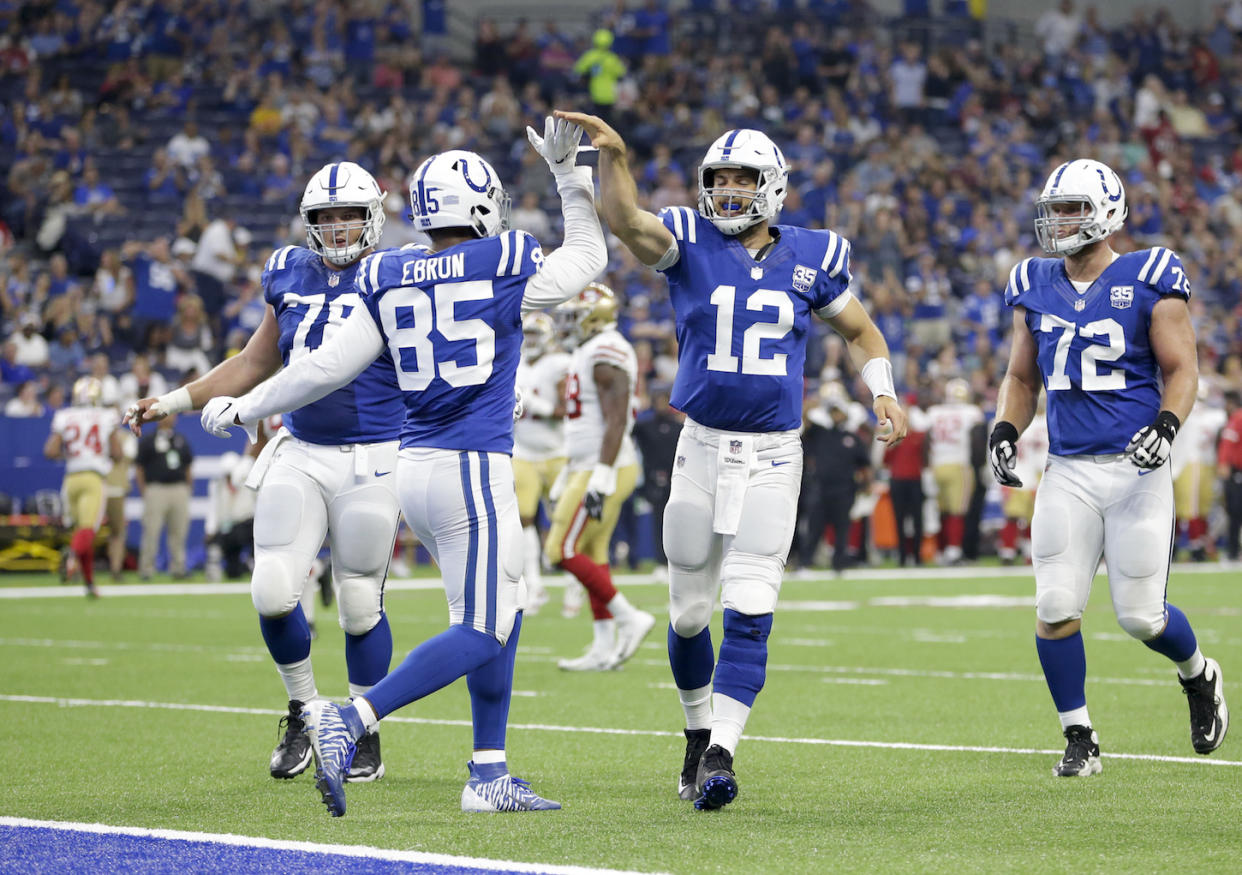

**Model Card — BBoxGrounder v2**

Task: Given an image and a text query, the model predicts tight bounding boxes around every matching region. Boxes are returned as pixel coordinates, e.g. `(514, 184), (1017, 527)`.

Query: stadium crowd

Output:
(4, 0), (1242, 568)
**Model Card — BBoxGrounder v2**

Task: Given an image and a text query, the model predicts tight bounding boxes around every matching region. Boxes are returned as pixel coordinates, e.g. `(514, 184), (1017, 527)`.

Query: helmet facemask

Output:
(696, 129), (788, 235)
(303, 203), (385, 266)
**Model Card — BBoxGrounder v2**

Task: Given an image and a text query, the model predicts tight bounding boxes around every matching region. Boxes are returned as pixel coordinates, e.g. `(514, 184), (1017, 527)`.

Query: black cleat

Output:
(678, 729), (711, 801)
(346, 729), (385, 782)
(1053, 724), (1101, 777)
(1180, 657), (1229, 754)
(694, 744), (738, 810)
(270, 699), (313, 779)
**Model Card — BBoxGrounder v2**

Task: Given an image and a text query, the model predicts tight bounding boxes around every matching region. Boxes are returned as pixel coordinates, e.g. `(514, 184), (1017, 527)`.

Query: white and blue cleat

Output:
(460, 761), (561, 812)
(301, 700), (357, 817)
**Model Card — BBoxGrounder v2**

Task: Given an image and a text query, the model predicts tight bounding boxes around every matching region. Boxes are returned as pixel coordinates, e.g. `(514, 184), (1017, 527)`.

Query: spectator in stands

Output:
(47, 324), (85, 373)
(166, 119), (209, 170)
(4, 379), (44, 416)
(135, 413), (193, 580)
(12, 312), (49, 368)
(118, 353), (168, 409)
(93, 248), (134, 318)
(85, 353), (120, 408)
(575, 30), (626, 124)
(164, 293), (213, 379)
(145, 147), (186, 201)
(1, 340), (36, 385)
(73, 161), (124, 220)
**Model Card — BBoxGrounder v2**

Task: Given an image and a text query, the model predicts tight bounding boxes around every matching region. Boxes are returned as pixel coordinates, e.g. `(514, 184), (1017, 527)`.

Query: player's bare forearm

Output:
(186, 309), (283, 407)
(1151, 296), (1199, 422)
(995, 308), (1040, 433)
(555, 110), (673, 266)
(594, 363), (629, 467)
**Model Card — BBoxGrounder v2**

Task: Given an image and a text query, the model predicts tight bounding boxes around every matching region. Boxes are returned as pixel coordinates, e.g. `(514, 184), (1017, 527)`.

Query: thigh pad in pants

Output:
(330, 481), (400, 635)
(250, 463), (328, 618)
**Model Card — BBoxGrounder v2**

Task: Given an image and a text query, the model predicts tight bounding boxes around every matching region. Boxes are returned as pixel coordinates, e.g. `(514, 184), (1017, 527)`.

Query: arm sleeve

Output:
(520, 167), (608, 313)
(235, 306), (386, 424)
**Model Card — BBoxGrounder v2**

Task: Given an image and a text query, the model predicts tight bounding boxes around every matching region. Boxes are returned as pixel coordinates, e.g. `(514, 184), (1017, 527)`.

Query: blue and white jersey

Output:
(356, 231), (544, 453)
(1004, 247), (1191, 456)
(658, 207), (852, 432)
(262, 246), (403, 445)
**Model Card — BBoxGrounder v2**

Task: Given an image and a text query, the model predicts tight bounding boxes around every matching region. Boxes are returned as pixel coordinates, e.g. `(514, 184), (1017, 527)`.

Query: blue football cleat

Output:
(301, 701), (357, 817)
(460, 761), (561, 812)
(694, 744), (738, 811)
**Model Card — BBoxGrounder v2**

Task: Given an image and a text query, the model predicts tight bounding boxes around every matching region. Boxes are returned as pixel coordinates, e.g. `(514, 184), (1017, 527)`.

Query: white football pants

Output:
(251, 435), (400, 635)
(1032, 454), (1175, 639)
(396, 448), (524, 645)
(663, 419), (802, 635)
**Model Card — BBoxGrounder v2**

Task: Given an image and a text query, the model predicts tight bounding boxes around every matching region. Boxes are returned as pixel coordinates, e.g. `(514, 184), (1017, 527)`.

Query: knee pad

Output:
(1117, 610), (1165, 640)
(251, 554), (303, 618)
(669, 583), (714, 638)
(663, 496), (714, 571)
(1034, 584), (1084, 626)
(720, 552), (783, 616)
(332, 504), (396, 579)
(336, 576), (384, 635)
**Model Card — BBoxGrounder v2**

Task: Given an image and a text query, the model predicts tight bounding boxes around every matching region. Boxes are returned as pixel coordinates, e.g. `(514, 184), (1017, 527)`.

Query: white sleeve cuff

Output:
(861, 357), (897, 401)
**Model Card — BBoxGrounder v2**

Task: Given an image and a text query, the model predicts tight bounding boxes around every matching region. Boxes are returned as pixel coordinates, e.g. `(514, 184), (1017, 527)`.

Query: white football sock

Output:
(354, 696), (380, 731)
(473, 748), (506, 766)
(1177, 649), (1206, 680)
(710, 693), (751, 755)
(1057, 706), (1092, 731)
(592, 619), (617, 652)
(606, 590), (637, 619)
(678, 684), (713, 730)
(276, 656), (317, 704)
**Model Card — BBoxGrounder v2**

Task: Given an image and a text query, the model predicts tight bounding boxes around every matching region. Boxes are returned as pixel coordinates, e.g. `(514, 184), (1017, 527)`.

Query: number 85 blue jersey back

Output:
(357, 233), (544, 453)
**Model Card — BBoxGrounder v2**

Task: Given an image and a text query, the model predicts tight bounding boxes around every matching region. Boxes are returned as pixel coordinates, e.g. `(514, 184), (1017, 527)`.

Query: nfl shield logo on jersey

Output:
(1110, 285), (1133, 309)
(327, 273), (340, 287)
(792, 265), (817, 294)
(729, 439), (742, 454)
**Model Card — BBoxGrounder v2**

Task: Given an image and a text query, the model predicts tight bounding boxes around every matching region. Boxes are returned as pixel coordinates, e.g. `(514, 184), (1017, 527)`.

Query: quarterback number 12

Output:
(705, 284), (793, 376)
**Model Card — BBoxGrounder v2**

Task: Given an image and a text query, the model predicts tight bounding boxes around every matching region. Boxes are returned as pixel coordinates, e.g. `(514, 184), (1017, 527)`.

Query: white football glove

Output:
(988, 421), (1022, 488)
(584, 463), (617, 521)
(525, 115), (583, 176)
(201, 396), (258, 443)
(513, 387), (524, 422)
(1125, 411), (1179, 470)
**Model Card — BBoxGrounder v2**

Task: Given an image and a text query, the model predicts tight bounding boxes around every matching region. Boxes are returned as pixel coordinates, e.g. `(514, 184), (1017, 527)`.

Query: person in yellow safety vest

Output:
(574, 30), (626, 122)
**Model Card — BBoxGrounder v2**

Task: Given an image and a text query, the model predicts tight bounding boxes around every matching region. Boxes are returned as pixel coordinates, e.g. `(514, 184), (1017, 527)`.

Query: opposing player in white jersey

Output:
(925, 378), (984, 564)
(512, 311), (570, 613)
(561, 110), (907, 809)
(546, 283), (656, 670)
(125, 161), (401, 784)
(990, 158), (1228, 776)
(996, 404), (1048, 564)
(201, 118), (606, 816)
(44, 376), (122, 598)
(1170, 383), (1227, 560)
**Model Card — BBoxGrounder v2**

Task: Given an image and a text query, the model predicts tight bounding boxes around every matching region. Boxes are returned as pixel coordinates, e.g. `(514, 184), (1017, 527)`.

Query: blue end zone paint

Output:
(1, 826), (537, 875)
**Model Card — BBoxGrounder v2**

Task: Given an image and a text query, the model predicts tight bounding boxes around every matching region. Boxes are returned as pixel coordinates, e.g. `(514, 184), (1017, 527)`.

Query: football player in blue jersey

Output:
(989, 158), (1228, 776)
(199, 117), (607, 816)
(559, 111), (908, 810)
(124, 162), (401, 785)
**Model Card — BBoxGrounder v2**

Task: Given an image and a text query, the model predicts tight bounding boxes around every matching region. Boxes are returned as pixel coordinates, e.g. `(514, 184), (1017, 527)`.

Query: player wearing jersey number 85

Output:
(200, 117), (607, 815)
(558, 109), (906, 809)
(994, 157), (1227, 775)
(124, 161), (404, 789)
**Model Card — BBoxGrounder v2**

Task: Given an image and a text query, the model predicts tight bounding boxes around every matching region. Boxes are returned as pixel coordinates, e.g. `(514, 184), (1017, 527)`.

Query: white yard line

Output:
(2, 693), (1237, 768)
(0, 817), (666, 875)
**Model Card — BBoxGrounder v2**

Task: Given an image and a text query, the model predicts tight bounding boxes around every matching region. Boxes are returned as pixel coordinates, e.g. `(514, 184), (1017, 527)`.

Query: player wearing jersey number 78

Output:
(200, 116), (607, 816)
(991, 157), (1227, 776)
(557, 110), (907, 810)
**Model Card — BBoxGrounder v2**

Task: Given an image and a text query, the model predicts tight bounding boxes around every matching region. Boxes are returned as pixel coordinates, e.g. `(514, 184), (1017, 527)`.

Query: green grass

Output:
(2, 568), (1240, 873)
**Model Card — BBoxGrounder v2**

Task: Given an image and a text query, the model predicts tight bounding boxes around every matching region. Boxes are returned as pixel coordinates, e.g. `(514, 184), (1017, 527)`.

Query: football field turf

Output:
(2, 566), (1239, 873)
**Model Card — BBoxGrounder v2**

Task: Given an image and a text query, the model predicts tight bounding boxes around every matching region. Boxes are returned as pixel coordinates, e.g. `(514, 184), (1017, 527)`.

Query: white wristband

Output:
(860, 358), (897, 401)
(154, 386), (193, 415)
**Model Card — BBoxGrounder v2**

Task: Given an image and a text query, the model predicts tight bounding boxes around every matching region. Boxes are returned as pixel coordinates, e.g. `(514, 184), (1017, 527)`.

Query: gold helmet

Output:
(560, 282), (618, 342)
(945, 377), (971, 403)
(521, 312), (555, 359)
(71, 376), (104, 407)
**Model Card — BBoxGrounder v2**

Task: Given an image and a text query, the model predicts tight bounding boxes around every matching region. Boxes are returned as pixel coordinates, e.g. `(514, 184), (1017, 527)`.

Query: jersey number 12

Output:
(705, 285), (793, 376)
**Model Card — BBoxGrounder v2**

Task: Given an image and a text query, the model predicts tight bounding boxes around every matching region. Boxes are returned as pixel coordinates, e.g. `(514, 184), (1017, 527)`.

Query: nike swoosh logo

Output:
(771, 461), (791, 467)
(373, 470), (391, 477)
(1204, 724), (1218, 743)
(1137, 468), (1156, 477)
